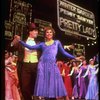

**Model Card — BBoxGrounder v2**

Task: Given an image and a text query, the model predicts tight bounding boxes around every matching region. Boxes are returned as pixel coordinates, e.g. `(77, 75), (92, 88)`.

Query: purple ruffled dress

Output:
(20, 40), (75, 98)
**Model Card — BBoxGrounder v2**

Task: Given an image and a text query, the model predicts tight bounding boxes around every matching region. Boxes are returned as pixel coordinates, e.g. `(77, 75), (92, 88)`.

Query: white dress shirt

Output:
(23, 37), (38, 63)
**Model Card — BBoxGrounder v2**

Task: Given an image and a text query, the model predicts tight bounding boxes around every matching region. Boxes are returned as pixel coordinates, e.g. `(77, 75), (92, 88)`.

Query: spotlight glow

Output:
(92, 43), (94, 45)
(88, 44), (90, 46)
(94, 41), (97, 44)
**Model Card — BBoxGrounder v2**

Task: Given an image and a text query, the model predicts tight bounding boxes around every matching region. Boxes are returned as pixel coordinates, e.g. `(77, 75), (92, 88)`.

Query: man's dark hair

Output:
(27, 22), (38, 32)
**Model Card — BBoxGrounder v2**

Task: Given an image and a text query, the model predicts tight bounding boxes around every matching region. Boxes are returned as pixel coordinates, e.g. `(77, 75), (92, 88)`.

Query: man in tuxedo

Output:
(10, 23), (39, 100)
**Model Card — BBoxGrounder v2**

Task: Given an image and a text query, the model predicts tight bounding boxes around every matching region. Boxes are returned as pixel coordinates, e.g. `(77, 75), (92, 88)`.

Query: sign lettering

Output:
(57, 0), (97, 40)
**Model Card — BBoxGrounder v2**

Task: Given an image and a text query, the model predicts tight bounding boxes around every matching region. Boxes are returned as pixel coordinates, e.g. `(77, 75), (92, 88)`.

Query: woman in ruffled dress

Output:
(76, 59), (89, 99)
(61, 61), (73, 99)
(68, 61), (82, 99)
(5, 51), (21, 100)
(82, 58), (99, 100)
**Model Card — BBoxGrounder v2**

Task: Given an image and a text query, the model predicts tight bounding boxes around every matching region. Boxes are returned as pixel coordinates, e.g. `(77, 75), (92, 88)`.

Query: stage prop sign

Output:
(57, 0), (97, 40)
(73, 43), (85, 57)
(5, 21), (14, 40)
(5, 0), (32, 40)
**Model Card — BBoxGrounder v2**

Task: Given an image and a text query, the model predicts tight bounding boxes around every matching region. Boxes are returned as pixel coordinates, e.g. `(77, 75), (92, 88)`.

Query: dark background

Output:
(3, 0), (99, 59)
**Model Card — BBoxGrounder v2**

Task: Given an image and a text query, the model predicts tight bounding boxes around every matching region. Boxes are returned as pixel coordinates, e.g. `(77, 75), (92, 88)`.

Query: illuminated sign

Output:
(5, 21), (14, 40)
(34, 18), (52, 36)
(13, 12), (26, 24)
(57, 0), (97, 40)
(73, 43), (85, 57)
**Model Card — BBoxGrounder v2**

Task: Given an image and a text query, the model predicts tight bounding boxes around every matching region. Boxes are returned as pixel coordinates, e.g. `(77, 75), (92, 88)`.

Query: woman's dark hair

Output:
(43, 26), (55, 38)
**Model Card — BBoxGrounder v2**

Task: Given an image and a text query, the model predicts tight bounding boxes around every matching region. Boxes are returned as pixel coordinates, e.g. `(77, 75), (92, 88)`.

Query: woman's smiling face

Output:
(45, 29), (53, 40)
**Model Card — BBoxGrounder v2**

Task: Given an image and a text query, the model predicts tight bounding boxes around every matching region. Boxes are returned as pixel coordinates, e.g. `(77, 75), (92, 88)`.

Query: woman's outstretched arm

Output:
(19, 40), (42, 50)
(58, 40), (75, 59)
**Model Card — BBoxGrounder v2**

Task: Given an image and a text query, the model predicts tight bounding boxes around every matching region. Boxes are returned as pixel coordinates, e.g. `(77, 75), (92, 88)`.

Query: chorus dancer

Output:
(76, 59), (89, 99)
(5, 51), (21, 100)
(57, 61), (64, 80)
(82, 58), (99, 100)
(57, 61), (63, 74)
(61, 61), (73, 99)
(67, 61), (82, 99)
(15, 26), (82, 100)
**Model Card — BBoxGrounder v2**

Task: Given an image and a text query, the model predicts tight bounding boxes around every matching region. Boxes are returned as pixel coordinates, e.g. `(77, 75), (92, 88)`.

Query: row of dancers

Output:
(57, 57), (99, 100)
(5, 50), (99, 100)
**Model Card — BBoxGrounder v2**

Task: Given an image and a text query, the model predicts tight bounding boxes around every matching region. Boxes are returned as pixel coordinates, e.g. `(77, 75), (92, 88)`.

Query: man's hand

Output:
(11, 35), (21, 46)
(14, 35), (21, 41)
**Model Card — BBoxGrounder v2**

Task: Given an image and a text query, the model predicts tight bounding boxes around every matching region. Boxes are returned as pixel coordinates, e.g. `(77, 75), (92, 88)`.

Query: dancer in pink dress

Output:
(5, 51), (21, 100)
(62, 62), (73, 99)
